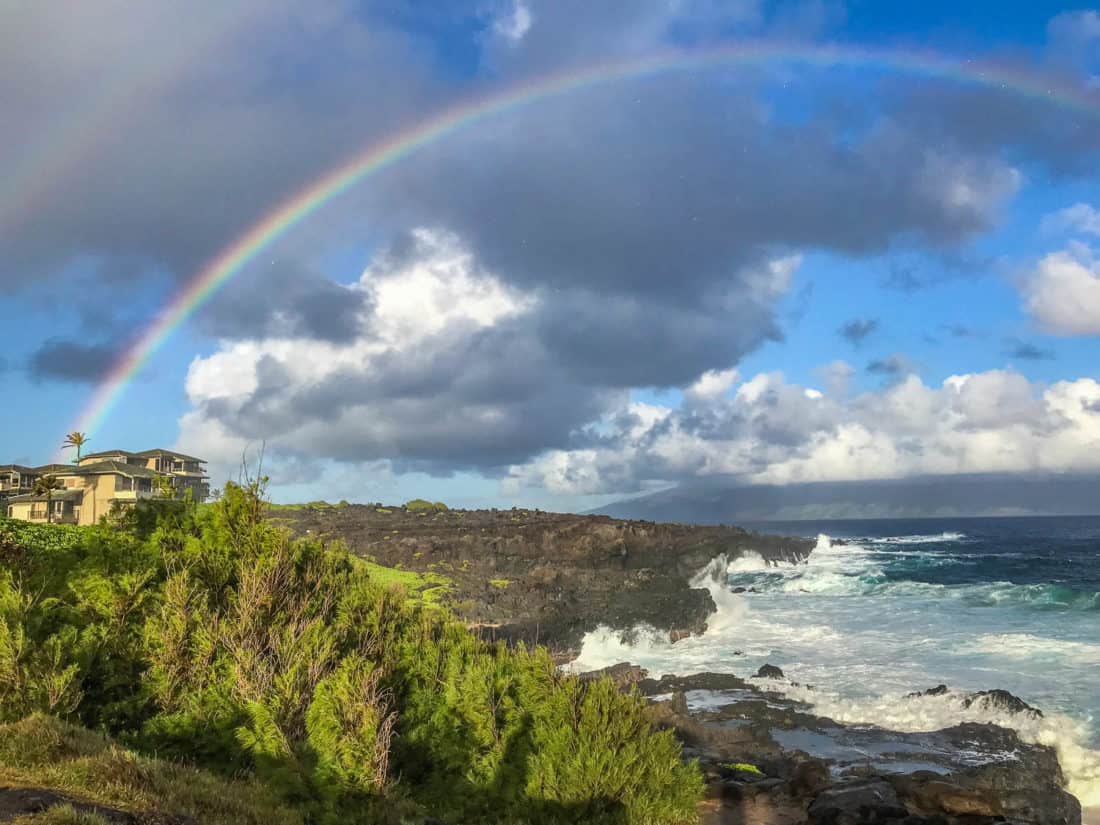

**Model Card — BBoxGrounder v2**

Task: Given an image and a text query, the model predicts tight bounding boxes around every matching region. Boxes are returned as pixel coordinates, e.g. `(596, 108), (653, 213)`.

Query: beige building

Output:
(3, 449), (208, 526)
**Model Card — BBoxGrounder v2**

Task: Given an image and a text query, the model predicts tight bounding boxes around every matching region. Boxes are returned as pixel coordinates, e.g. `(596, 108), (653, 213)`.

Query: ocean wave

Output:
(956, 633), (1100, 664)
(727, 536), (1100, 612)
(864, 531), (968, 545)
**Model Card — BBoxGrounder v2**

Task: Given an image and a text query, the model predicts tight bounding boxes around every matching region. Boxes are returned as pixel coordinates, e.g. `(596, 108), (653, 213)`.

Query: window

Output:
(116, 476), (133, 492)
(53, 500), (64, 514)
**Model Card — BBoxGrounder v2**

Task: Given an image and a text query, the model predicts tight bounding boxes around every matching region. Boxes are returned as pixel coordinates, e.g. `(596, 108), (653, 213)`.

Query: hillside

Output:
(274, 503), (812, 655)
(595, 473), (1100, 522)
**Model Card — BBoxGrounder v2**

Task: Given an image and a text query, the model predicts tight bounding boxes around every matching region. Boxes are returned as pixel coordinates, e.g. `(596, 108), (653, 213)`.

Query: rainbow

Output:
(71, 41), (1100, 438)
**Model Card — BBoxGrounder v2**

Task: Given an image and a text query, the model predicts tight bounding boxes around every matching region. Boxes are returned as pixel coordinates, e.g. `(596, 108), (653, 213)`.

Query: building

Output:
(2, 449), (209, 526)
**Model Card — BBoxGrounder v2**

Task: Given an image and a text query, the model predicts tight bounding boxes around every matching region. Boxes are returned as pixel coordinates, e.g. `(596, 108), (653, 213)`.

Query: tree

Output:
(32, 476), (64, 524)
(61, 432), (89, 463)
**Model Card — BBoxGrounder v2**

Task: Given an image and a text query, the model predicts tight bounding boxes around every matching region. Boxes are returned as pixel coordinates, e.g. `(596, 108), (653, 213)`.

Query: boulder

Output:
(577, 661), (648, 688)
(806, 780), (909, 824)
(906, 684), (949, 698)
(963, 688), (1043, 718)
(756, 663), (786, 680)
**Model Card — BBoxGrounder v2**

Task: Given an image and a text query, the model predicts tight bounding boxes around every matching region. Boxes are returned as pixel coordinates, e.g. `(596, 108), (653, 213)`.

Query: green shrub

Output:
(403, 499), (447, 513)
(0, 483), (702, 825)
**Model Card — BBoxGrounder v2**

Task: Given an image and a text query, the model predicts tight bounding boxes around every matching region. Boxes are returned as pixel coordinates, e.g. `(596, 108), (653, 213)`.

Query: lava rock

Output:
(963, 688), (1043, 718)
(577, 662), (648, 688)
(907, 684), (950, 698)
(756, 663), (786, 680)
(807, 780), (909, 824)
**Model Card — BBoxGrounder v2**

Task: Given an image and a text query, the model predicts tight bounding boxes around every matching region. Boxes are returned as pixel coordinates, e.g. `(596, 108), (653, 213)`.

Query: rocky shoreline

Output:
(279, 503), (812, 656)
(283, 504), (1083, 823)
(581, 664), (1082, 825)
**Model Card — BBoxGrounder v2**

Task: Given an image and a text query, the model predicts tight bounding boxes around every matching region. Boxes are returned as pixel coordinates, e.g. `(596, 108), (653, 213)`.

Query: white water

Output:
(571, 535), (1100, 809)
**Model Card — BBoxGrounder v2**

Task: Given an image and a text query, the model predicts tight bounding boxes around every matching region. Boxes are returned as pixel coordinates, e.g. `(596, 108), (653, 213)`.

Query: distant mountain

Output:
(593, 473), (1100, 523)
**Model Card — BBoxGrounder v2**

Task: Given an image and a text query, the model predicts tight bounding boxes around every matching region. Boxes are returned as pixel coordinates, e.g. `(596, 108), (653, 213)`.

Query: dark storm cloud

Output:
(198, 264), (372, 342)
(11, 1), (1100, 479)
(0, 0), (443, 289)
(1006, 339), (1055, 361)
(839, 317), (878, 345)
(27, 339), (124, 384)
(204, 318), (620, 471)
(885, 78), (1100, 178)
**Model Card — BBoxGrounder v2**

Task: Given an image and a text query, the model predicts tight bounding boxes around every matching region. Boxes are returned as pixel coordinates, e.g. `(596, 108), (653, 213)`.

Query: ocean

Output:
(570, 515), (1100, 812)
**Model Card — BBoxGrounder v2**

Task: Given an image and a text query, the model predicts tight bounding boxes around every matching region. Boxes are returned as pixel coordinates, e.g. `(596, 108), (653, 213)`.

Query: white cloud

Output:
(685, 368), (739, 403)
(493, 0), (533, 43)
(1023, 242), (1100, 335)
(179, 228), (541, 480)
(505, 370), (1100, 495)
(1041, 203), (1100, 237)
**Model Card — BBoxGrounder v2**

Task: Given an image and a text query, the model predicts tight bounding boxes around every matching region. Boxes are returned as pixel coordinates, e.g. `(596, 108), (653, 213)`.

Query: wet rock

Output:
(637, 672), (751, 695)
(963, 689), (1043, 718)
(577, 662), (648, 688)
(907, 684), (949, 698)
(807, 779), (909, 823)
(756, 663), (786, 680)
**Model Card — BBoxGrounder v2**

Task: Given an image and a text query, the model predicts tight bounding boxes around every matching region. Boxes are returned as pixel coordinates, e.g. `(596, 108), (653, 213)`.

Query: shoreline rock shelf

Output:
(582, 664), (1082, 825)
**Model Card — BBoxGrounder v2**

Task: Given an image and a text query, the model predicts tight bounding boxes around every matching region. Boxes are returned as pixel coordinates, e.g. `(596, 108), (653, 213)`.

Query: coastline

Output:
(285, 505), (1093, 822)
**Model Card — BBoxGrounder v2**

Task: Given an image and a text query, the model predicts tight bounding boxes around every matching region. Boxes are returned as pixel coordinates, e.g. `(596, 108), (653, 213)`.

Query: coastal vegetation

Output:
(0, 480), (702, 824)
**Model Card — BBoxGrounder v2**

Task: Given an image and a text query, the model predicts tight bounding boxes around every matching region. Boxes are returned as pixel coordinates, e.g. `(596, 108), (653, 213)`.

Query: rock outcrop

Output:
(280, 504), (812, 655)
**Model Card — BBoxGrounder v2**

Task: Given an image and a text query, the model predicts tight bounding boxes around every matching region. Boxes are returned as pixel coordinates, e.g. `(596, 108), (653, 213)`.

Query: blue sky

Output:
(2, 1), (1098, 510)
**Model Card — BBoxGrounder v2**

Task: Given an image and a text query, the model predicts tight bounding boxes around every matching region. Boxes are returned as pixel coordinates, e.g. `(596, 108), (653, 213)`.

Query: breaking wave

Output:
(727, 535), (1100, 612)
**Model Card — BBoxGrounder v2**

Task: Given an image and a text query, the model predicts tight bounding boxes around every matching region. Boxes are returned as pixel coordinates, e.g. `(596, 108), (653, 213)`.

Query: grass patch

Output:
(722, 762), (764, 776)
(488, 579), (512, 589)
(0, 715), (302, 825)
(354, 559), (452, 606)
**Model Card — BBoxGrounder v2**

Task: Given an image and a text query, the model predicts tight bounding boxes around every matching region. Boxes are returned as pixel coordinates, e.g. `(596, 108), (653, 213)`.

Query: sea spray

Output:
(688, 553), (748, 632)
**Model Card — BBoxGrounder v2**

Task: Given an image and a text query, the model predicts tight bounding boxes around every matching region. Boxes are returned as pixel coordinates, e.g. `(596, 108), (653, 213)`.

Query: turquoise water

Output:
(571, 516), (1100, 808)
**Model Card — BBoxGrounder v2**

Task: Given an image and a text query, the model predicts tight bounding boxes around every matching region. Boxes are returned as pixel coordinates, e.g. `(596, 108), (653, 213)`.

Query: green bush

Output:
(0, 483), (702, 825)
(403, 499), (448, 513)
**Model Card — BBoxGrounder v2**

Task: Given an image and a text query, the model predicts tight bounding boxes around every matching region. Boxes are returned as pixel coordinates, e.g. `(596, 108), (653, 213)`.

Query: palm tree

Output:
(62, 432), (90, 463)
(32, 475), (64, 524)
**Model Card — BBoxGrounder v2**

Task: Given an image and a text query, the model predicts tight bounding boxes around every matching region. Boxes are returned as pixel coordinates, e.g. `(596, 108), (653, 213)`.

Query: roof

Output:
(74, 460), (161, 478)
(33, 464), (78, 475)
(135, 449), (207, 463)
(0, 465), (35, 474)
(80, 450), (140, 460)
(7, 489), (85, 503)
(79, 448), (207, 464)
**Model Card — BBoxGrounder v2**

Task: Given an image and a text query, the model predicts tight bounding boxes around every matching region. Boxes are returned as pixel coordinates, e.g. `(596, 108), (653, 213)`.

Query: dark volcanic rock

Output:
(638, 672), (752, 695)
(642, 674), (1081, 825)
(578, 662), (648, 688)
(963, 688), (1044, 718)
(807, 780), (909, 823)
(756, 663), (786, 680)
(279, 504), (813, 654)
(907, 684), (950, 698)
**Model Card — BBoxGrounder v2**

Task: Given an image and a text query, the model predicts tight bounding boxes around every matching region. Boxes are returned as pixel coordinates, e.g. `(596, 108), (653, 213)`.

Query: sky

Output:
(1, 0), (1099, 511)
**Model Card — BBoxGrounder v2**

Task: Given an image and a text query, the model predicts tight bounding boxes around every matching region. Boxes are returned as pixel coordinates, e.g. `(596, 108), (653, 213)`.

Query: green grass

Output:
(0, 715), (302, 825)
(722, 762), (764, 776)
(354, 559), (452, 606)
(488, 579), (512, 589)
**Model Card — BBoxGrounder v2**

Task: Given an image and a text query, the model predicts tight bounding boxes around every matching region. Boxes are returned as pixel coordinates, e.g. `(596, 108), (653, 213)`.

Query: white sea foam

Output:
(957, 633), (1100, 665)
(866, 532), (968, 544)
(570, 537), (1100, 812)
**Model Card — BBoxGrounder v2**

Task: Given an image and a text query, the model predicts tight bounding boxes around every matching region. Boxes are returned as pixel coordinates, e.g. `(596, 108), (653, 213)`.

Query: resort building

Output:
(2, 449), (209, 526)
